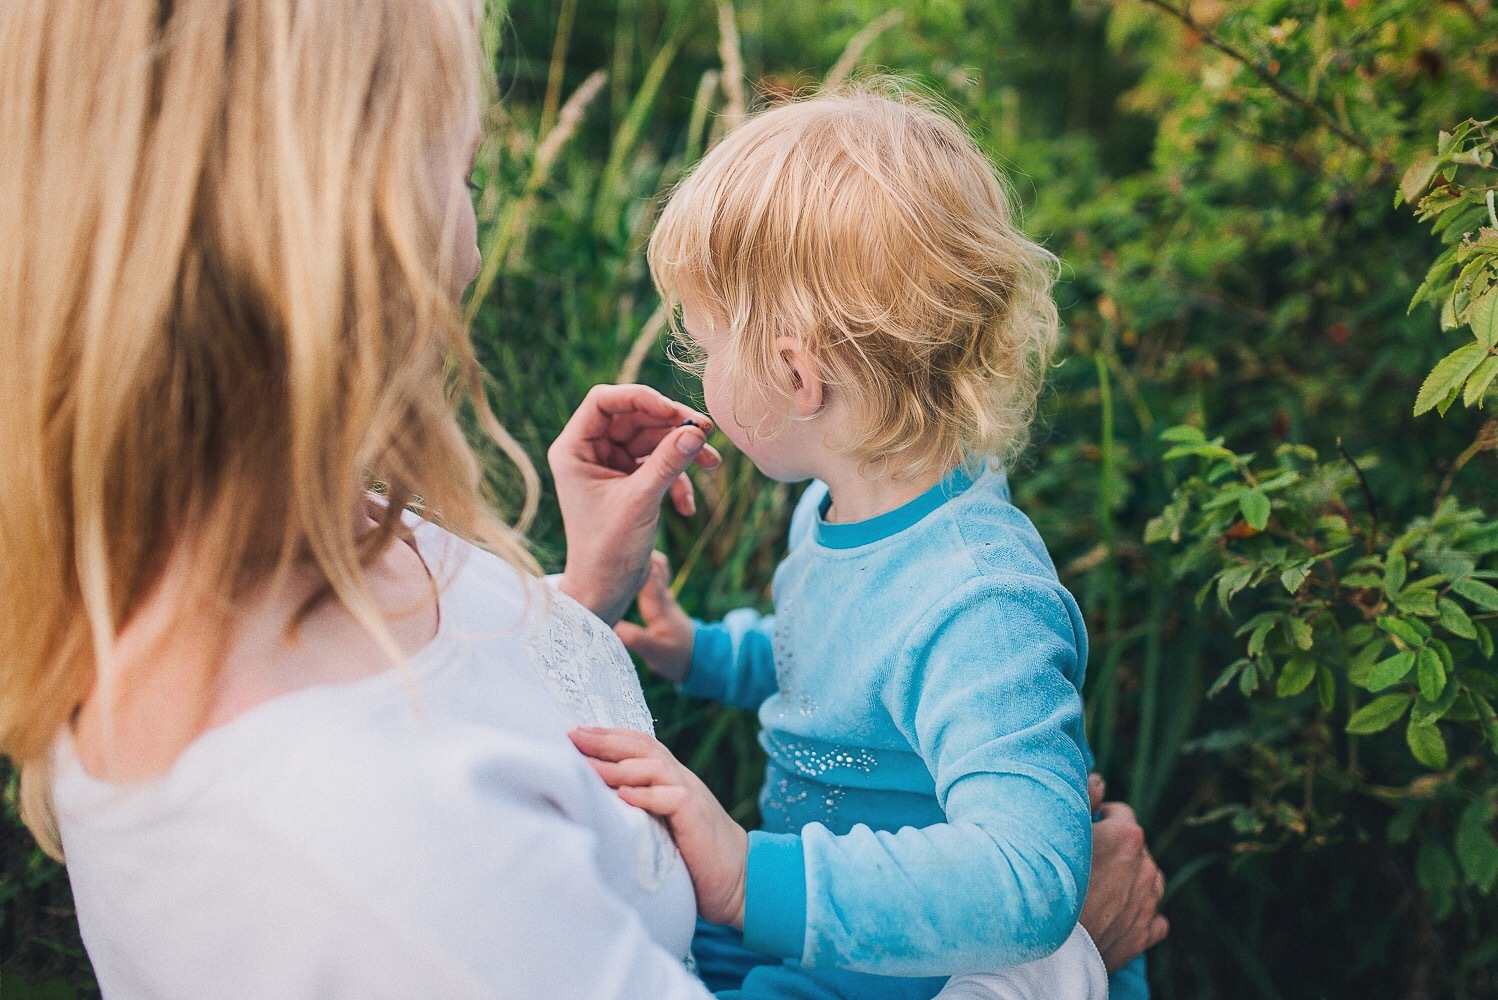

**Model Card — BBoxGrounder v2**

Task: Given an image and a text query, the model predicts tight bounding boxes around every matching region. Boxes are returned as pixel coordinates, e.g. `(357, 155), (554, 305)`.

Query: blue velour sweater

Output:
(683, 465), (1103, 990)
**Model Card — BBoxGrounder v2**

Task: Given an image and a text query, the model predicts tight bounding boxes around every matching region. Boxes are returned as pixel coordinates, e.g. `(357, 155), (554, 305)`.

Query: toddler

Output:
(572, 85), (1144, 1000)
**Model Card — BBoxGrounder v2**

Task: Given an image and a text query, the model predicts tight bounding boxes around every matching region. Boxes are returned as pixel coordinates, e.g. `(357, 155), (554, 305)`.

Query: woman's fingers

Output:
(552, 384), (711, 461)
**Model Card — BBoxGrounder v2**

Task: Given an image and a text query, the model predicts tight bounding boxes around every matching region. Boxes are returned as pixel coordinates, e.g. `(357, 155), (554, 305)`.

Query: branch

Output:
(1136, 0), (1394, 169)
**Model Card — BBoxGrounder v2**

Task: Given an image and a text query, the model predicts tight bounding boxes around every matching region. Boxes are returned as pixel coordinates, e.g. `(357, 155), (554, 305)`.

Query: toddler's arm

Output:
(615, 552), (779, 710)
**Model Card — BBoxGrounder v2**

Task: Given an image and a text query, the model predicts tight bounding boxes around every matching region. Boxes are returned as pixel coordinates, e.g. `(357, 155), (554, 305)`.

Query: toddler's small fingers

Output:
(568, 726), (658, 761)
(668, 472), (696, 517)
(586, 757), (671, 789)
(616, 783), (690, 817)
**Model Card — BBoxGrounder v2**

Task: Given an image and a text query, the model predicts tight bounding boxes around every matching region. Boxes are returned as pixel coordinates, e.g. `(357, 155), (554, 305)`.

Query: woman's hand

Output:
(569, 726), (748, 930)
(613, 552), (696, 683)
(1080, 775), (1169, 973)
(548, 385), (721, 625)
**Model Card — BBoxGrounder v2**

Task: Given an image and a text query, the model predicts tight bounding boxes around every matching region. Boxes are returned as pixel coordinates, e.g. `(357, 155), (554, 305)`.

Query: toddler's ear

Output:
(774, 335), (823, 418)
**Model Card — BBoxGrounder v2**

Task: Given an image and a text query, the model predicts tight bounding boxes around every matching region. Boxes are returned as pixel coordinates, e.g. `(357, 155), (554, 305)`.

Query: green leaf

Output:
(1468, 289), (1498, 347)
(1217, 564), (1257, 612)
(1406, 720), (1448, 769)
(1317, 665), (1336, 712)
(1454, 577), (1498, 611)
(1415, 342), (1489, 416)
(1417, 645), (1447, 701)
(1383, 550), (1408, 598)
(1472, 692), (1498, 749)
(1367, 650), (1416, 691)
(1456, 802), (1498, 892)
(1239, 489), (1271, 531)
(1439, 597), (1478, 639)
(1284, 616), (1314, 651)
(1395, 588), (1440, 617)
(1378, 615), (1427, 648)
(1280, 562), (1312, 594)
(1402, 153), (1441, 204)
(1478, 621), (1495, 660)
(1277, 655), (1317, 697)
(1348, 639), (1386, 687)
(1160, 425), (1206, 444)
(1346, 693), (1412, 734)
(1418, 841), (1458, 920)
(1208, 659), (1248, 698)
(1246, 617), (1276, 657)
(1465, 355), (1498, 408)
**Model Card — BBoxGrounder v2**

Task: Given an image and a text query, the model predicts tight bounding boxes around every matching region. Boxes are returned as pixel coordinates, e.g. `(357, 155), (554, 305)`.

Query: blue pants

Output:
(693, 918), (1151, 999)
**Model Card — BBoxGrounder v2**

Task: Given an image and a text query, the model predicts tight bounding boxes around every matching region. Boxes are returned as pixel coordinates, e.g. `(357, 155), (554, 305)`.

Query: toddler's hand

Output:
(569, 726), (747, 929)
(613, 552), (695, 683)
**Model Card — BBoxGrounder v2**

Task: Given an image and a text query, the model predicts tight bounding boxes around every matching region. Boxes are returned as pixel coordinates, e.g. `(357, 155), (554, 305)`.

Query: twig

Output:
(1434, 418), (1497, 508)
(1337, 437), (1379, 553)
(1136, 0), (1393, 169)
(539, 0), (579, 137)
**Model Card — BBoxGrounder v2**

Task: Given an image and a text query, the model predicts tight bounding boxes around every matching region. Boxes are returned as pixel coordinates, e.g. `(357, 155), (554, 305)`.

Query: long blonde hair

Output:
(649, 81), (1060, 479)
(0, 0), (537, 855)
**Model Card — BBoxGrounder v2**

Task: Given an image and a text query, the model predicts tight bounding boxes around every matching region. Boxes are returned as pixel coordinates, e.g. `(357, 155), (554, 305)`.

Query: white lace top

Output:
(52, 517), (707, 1000)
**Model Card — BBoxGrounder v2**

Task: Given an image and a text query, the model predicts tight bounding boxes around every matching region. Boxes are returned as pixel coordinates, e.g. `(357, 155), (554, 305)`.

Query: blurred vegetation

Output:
(5, 0), (1497, 996)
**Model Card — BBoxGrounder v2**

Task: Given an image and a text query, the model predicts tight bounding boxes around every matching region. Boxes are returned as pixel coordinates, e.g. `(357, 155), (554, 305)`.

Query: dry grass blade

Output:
(716, 1), (747, 131)
(617, 304), (668, 384)
(825, 10), (904, 88)
(466, 70), (608, 322)
(540, 0), (579, 137)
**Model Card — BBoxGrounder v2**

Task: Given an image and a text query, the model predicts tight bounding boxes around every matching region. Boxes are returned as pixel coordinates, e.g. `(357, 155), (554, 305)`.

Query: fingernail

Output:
(676, 427), (704, 454)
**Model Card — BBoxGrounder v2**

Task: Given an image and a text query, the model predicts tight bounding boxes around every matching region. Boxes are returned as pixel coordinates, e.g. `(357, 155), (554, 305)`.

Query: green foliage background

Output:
(4, 1), (1497, 997)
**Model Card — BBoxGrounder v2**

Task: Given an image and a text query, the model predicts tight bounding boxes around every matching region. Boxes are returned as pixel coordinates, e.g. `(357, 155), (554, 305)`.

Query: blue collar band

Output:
(815, 467), (977, 549)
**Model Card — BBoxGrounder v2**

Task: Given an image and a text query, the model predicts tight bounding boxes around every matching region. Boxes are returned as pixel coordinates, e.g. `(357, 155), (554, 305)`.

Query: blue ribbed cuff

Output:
(679, 620), (731, 701)
(742, 831), (807, 960)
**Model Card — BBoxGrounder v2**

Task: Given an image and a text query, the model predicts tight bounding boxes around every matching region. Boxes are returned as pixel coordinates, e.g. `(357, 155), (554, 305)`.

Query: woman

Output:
(0, 0), (1165, 996)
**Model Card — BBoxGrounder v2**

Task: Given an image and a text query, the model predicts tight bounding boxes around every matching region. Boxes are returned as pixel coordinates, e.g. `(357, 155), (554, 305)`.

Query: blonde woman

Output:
(0, 1), (1163, 997)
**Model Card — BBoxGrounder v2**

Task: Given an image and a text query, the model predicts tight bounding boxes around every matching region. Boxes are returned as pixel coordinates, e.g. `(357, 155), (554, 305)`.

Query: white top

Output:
(52, 517), (1106, 1000)
(53, 517), (708, 1000)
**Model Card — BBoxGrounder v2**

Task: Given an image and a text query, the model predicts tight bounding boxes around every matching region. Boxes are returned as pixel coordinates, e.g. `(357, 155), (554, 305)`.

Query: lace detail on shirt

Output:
(524, 588), (655, 734)
(524, 586), (678, 891)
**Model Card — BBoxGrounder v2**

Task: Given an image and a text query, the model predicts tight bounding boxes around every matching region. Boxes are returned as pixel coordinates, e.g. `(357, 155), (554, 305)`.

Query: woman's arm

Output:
(548, 384), (721, 625)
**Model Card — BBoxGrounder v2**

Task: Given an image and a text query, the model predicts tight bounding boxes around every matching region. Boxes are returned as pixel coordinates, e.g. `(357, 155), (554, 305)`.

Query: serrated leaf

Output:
(1348, 639), (1386, 687)
(1415, 343), (1488, 416)
(1280, 562), (1312, 594)
(1277, 655), (1317, 697)
(1384, 550), (1408, 597)
(1395, 589), (1440, 617)
(1239, 489), (1271, 531)
(1477, 621), (1494, 659)
(1317, 665), (1335, 712)
(1454, 577), (1498, 611)
(1367, 650), (1416, 691)
(1402, 154), (1441, 204)
(1346, 693), (1413, 734)
(1471, 289), (1498, 348)
(1208, 660), (1246, 698)
(1406, 720), (1448, 769)
(1438, 597), (1478, 638)
(1466, 356), (1498, 407)
(1217, 564), (1257, 612)
(1160, 425), (1206, 444)
(1456, 802), (1498, 892)
(1472, 692), (1498, 748)
(1238, 662), (1260, 696)
(1247, 618), (1276, 657)
(1285, 616), (1314, 651)
(1418, 646), (1447, 701)
(1378, 615), (1427, 648)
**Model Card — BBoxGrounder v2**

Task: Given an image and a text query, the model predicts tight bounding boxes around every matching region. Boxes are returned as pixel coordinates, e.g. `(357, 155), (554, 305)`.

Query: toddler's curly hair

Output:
(648, 80), (1060, 477)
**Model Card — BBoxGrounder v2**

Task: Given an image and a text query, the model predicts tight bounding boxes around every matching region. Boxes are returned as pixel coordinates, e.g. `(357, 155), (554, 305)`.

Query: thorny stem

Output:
(1337, 438), (1379, 554)
(1137, 0), (1395, 169)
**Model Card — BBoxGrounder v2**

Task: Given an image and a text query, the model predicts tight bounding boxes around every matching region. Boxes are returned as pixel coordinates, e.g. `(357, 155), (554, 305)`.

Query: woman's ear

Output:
(773, 335), (823, 418)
